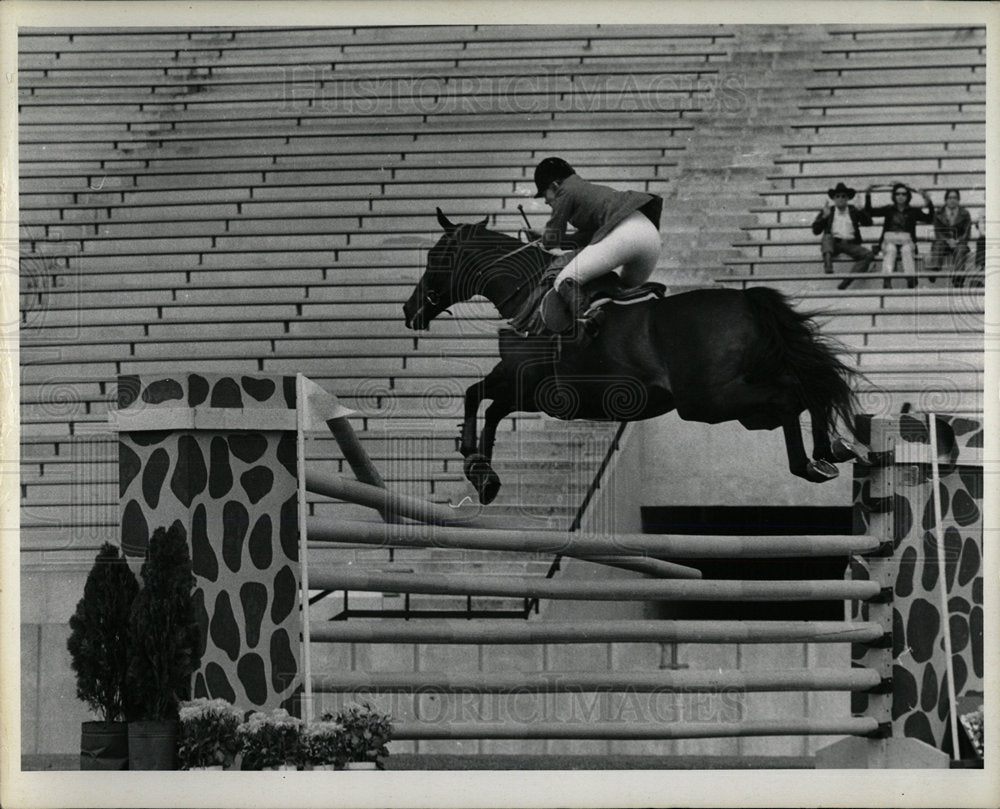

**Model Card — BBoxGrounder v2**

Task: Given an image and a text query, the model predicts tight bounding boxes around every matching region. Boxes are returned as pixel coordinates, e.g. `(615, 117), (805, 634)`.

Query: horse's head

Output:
(404, 208), (488, 331)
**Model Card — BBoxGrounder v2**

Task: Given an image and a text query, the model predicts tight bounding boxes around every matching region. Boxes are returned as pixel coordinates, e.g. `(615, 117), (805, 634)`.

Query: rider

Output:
(525, 157), (663, 337)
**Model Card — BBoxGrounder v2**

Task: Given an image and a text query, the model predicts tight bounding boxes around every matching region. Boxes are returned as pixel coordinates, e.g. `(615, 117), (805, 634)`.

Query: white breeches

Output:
(555, 211), (662, 289)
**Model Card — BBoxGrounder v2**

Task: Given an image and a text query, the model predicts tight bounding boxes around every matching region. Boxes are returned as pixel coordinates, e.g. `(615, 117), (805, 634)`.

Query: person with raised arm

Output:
(811, 181), (874, 290)
(864, 182), (934, 289)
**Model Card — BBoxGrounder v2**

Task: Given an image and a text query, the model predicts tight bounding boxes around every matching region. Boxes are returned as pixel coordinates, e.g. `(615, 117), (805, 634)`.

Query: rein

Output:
(462, 235), (547, 314)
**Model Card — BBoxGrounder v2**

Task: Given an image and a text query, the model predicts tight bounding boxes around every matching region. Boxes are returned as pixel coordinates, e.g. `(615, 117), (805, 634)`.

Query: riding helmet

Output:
(533, 157), (576, 197)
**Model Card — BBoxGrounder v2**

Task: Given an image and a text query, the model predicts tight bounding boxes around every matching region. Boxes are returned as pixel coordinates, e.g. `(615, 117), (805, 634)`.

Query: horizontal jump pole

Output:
(305, 472), (702, 578)
(309, 619), (884, 645)
(308, 568), (882, 602)
(575, 555), (703, 579)
(308, 542), (701, 580)
(308, 517), (879, 558)
(306, 470), (482, 527)
(389, 717), (881, 741)
(312, 667), (882, 694)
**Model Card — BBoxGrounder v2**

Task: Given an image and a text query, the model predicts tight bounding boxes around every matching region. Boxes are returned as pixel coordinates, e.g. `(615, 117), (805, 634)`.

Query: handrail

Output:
(569, 421), (631, 535)
(530, 420), (630, 614)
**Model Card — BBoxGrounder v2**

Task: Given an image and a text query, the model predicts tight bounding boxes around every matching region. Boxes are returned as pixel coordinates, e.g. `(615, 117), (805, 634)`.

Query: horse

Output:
(403, 209), (868, 505)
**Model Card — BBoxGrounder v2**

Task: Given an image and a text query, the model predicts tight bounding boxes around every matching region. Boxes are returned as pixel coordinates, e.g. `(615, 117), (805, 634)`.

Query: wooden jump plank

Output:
(313, 668), (882, 693)
(309, 568), (881, 602)
(309, 518), (878, 559)
(309, 618), (884, 644)
(387, 717), (880, 740)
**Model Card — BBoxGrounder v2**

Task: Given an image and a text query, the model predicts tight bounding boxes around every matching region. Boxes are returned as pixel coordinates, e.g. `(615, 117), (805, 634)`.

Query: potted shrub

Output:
(326, 704), (393, 770)
(66, 542), (139, 770)
(237, 709), (304, 770)
(177, 698), (244, 770)
(301, 719), (343, 770)
(126, 524), (202, 770)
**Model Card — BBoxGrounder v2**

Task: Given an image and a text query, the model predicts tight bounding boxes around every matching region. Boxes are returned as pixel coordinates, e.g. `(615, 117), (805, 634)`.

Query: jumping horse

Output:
(403, 210), (868, 505)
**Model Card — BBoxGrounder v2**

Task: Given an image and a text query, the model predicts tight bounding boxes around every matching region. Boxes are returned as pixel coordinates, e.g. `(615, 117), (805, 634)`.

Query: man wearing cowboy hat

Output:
(811, 181), (874, 290)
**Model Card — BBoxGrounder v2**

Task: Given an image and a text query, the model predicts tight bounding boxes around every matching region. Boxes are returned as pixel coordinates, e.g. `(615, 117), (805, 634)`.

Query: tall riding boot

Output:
(540, 277), (604, 343)
(557, 277), (589, 318)
(558, 277), (604, 343)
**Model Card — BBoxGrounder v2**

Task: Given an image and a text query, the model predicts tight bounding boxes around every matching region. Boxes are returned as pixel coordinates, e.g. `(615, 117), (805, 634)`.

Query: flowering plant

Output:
(301, 720), (344, 768)
(324, 704), (392, 767)
(177, 698), (244, 769)
(960, 704), (984, 759)
(237, 708), (304, 770)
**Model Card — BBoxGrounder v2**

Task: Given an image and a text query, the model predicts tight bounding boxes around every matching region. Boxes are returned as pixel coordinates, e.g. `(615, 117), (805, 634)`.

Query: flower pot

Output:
(265, 763), (298, 771)
(311, 764), (337, 770)
(80, 721), (129, 770)
(345, 761), (378, 770)
(187, 765), (224, 771)
(128, 720), (179, 770)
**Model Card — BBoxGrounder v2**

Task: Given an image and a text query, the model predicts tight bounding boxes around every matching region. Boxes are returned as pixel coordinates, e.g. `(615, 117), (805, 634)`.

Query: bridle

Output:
(458, 229), (547, 314)
(413, 226), (548, 326)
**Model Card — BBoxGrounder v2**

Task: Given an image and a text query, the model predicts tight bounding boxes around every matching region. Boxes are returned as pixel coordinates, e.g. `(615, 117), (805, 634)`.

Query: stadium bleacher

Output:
(19, 23), (986, 761)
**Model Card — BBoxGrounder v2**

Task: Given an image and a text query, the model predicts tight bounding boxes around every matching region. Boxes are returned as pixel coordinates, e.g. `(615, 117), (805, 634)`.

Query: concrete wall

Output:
(21, 558), (95, 757)
(631, 414), (852, 507)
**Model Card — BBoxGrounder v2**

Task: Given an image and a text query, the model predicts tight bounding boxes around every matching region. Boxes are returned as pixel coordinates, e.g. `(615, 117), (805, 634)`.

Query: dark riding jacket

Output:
(810, 204), (872, 243)
(542, 174), (663, 249)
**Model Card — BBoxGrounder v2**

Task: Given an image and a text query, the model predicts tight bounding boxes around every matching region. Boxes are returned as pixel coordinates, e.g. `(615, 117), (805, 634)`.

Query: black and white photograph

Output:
(2, 1), (997, 807)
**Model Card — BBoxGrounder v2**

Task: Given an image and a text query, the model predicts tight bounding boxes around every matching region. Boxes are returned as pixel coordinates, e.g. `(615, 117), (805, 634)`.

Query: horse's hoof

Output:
(464, 454), (501, 505)
(478, 476), (501, 505)
(829, 436), (871, 465)
(463, 453), (486, 476)
(805, 459), (839, 482)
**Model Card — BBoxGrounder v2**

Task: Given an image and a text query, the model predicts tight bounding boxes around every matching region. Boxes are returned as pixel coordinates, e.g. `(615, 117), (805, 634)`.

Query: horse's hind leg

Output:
(808, 407), (871, 465)
(783, 415), (838, 482)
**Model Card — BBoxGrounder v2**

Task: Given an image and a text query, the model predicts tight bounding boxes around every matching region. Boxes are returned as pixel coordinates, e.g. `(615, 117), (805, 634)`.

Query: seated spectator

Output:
(811, 181), (874, 290)
(865, 182), (934, 289)
(930, 189), (972, 287)
(964, 214), (986, 288)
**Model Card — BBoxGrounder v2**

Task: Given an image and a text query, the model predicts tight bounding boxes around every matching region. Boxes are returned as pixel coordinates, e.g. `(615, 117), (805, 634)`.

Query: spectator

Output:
(967, 213), (986, 288)
(811, 182), (874, 290)
(865, 182), (934, 289)
(930, 189), (972, 287)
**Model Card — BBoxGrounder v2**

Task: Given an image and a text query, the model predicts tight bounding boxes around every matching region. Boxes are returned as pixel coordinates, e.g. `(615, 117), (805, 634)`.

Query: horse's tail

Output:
(740, 286), (859, 434)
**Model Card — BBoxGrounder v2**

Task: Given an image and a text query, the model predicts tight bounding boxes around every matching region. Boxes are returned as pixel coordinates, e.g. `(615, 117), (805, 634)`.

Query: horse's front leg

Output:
(460, 379), (486, 459)
(480, 399), (511, 466)
(783, 415), (838, 482)
(465, 399), (511, 505)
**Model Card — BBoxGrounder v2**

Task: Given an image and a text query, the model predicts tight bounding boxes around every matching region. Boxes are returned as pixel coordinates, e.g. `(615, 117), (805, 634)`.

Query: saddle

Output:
(508, 259), (666, 337)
